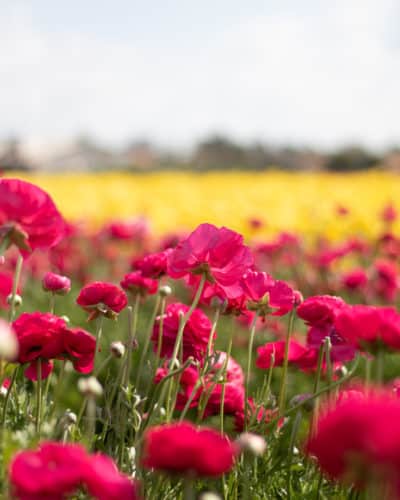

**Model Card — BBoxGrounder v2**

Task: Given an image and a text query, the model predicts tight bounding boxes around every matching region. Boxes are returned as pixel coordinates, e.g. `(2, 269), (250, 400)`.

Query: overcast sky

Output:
(1, 0), (400, 151)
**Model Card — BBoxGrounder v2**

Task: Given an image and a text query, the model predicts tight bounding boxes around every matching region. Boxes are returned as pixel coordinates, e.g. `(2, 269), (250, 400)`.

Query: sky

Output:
(1, 0), (400, 151)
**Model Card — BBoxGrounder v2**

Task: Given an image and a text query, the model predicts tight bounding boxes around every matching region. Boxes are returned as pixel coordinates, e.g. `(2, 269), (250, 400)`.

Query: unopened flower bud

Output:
(236, 432), (266, 457)
(197, 492), (223, 500)
(0, 319), (18, 360)
(78, 376), (103, 398)
(60, 315), (70, 324)
(290, 393), (314, 412)
(293, 290), (303, 306)
(62, 410), (77, 426)
(110, 341), (125, 358)
(159, 285), (172, 297)
(7, 293), (22, 308)
(42, 272), (71, 295)
(334, 365), (348, 378)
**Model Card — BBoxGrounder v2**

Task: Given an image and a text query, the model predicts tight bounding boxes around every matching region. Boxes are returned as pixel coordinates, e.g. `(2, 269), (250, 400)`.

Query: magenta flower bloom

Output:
(42, 271), (71, 295)
(256, 340), (307, 369)
(9, 442), (139, 500)
(142, 422), (238, 478)
(76, 281), (128, 320)
(0, 178), (66, 255)
(131, 248), (173, 278)
(297, 295), (346, 327)
(335, 305), (400, 352)
(152, 302), (213, 362)
(167, 223), (253, 288)
(241, 270), (295, 316)
(120, 271), (158, 297)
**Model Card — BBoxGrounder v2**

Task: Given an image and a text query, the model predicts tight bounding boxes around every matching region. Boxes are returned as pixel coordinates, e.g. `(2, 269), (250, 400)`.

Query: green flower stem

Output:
(155, 296), (166, 366)
(86, 396), (96, 449)
(165, 274), (206, 421)
(376, 348), (385, 384)
(269, 354), (360, 430)
(277, 309), (296, 416)
(8, 254), (23, 322)
(183, 477), (195, 500)
(1, 365), (19, 429)
(36, 360), (43, 435)
(244, 311), (259, 431)
(134, 295), (155, 389)
(93, 315), (105, 370)
(286, 409), (302, 500)
(310, 343), (325, 437)
(220, 318), (234, 434)
(49, 292), (55, 314)
(168, 274), (206, 371)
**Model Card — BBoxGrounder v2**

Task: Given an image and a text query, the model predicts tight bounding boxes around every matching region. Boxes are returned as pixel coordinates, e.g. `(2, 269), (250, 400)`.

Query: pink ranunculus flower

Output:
(152, 302), (214, 362)
(335, 305), (400, 352)
(131, 248), (173, 278)
(76, 281), (128, 320)
(167, 223), (253, 289)
(120, 271), (158, 297)
(0, 178), (66, 255)
(256, 340), (308, 369)
(13, 312), (66, 380)
(241, 270), (295, 316)
(9, 441), (139, 500)
(142, 422), (238, 477)
(297, 295), (346, 327)
(42, 271), (71, 295)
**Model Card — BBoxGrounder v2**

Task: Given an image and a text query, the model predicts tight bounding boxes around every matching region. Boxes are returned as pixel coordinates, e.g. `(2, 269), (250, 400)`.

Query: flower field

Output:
(10, 170), (400, 239)
(1, 173), (400, 499)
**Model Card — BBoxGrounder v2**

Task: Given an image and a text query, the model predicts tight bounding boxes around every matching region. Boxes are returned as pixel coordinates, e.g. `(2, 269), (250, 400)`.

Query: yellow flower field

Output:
(6, 170), (400, 240)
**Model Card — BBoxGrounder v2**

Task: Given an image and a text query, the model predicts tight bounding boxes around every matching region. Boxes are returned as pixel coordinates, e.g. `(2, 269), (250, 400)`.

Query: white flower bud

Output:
(197, 492), (223, 500)
(236, 432), (267, 457)
(61, 410), (77, 427)
(159, 285), (172, 297)
(110, 341), (125, 358)
(7, 293), (22, 307)
(78, 376), (103, 398)
(60, 315), (71, 324)
(0, 319), (18, 361)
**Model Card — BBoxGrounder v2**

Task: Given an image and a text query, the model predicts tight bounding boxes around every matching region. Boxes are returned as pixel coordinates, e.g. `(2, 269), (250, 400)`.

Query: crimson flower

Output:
(131, 248), (173, 278)
(76, 281), (128, 320)
(167, 223), (253, 289)
(120, 271), (158, 297)
(256, 340), (307, 369)
(341, 268), (368, 291)
(13, 312), (96, 380)
(142, 422), (238, 477)
(0, 178), (66, 255)
(42, 271), (71, 295)
(306, 390), (400, 494)
(151, 302), (213, 362)
(9, 442), (139, 500)
(297, 295), (346, 327)
(13, 312), (65, 380)
(241, 270), (295, 316)
(334, 305), (400, 352)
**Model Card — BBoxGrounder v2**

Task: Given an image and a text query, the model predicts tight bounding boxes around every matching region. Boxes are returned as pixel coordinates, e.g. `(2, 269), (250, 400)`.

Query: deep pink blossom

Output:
(120, 271), (158, 297)
(241, 270), (295, 316)
(0, 178), (66, 254)
(76, 281), (128, 319)
(131, 248), (173, 278)
(151, 302), (213, 361)
(42, 272), (71, 295)
(142, 422), (238, 477)
(167, 223), (253, 289)
(9, 442), (139, 500)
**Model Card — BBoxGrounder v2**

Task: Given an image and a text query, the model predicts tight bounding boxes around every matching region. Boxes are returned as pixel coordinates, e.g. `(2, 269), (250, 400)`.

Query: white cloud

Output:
(0, 0), (399, 149)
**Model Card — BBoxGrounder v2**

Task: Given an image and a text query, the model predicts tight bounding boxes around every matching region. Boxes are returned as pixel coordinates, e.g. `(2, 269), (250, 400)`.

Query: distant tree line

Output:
(1, 134), (399, 172)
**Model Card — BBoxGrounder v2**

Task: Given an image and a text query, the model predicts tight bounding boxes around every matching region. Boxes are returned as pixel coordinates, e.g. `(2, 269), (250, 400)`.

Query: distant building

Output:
(0, 139), (32, 171)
